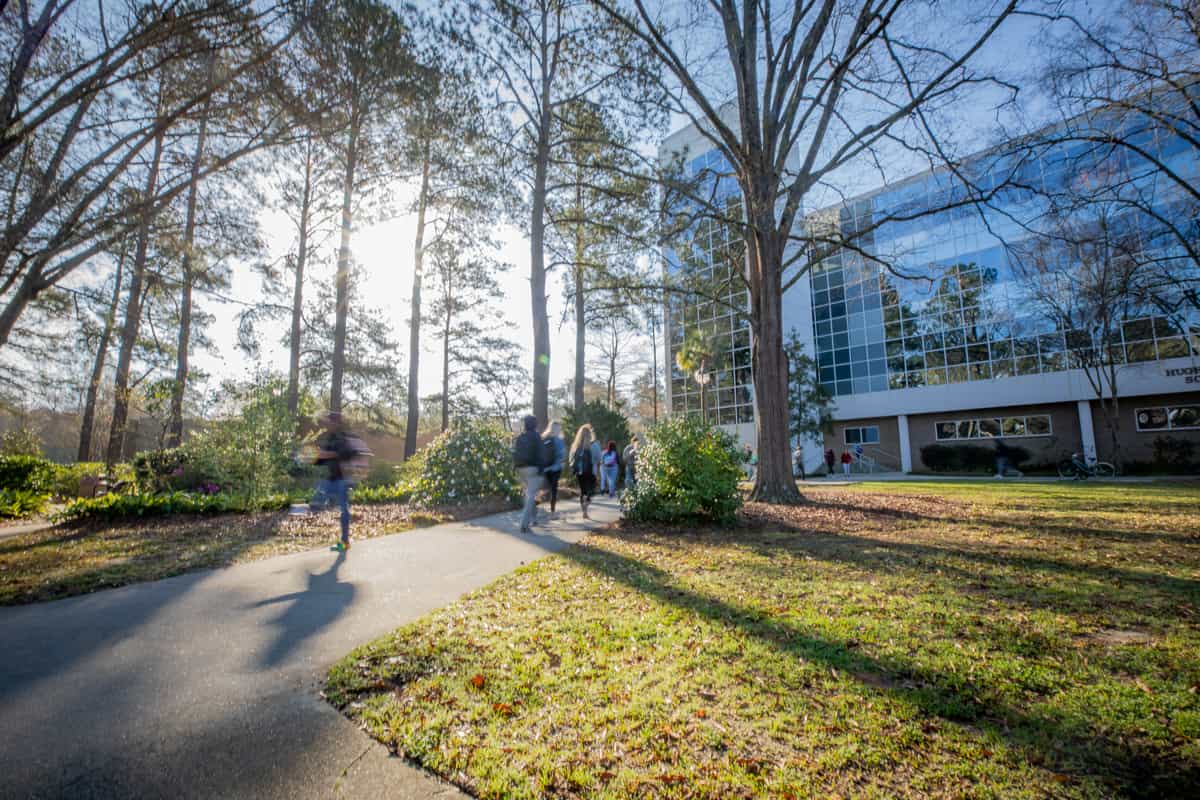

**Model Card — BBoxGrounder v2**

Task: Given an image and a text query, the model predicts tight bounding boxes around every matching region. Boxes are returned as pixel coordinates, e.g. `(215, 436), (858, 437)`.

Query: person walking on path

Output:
(571, 424), (598, 518)
(542, 421), (566, 515)
(841, 450), (853, 476)
(601, 441), (621, 499)
(825, 448), (836, 477)
(589, 429), (604, 495)
(513, 415), (546, 534)
(994, 438), (1022, 478)
(622, 436), (640, 491)
(305, 412), (367, 552)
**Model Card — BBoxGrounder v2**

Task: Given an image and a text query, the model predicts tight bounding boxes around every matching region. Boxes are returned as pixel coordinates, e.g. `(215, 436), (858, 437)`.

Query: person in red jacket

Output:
(841, 450), (853, 476)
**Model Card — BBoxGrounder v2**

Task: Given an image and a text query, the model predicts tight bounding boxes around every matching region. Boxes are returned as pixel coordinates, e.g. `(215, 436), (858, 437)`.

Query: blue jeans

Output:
(602, 465), (619, 496)
(313, 479), (351, 542)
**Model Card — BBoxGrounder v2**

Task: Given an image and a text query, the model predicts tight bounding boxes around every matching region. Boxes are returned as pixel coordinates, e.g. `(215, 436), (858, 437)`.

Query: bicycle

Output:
(1057, 452), (1117, 480)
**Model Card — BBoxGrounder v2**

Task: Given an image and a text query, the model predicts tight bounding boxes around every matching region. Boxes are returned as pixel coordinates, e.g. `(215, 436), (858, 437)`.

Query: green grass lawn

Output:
(327, 481), (1200, 799)
(0, 499), (510, 606)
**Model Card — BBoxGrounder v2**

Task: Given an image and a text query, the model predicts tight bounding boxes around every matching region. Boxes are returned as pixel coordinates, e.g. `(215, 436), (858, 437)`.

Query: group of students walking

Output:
(512, 415), (638, 534)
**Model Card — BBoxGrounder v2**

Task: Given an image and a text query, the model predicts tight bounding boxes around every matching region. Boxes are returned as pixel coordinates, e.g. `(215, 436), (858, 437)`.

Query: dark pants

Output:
(313, 479), (351, 543)
(544, 469), (561, 511)
(576, 472), (595, 507)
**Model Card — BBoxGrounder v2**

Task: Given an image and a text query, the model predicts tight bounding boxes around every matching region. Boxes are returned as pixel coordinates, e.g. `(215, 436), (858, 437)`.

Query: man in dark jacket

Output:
(298, 412), (362, 552)
(513, 415), (545, 533)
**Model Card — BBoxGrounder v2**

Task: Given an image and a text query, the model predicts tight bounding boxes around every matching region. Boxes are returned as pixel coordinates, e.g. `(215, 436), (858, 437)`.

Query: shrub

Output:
(1152, 436), (1198, 472)
(0, 488), (51, 518)
(132, 449), (189, 494)
(360, 459), (401, 489)
(0, 427), (42, 457)
(919, 443), (1030, 473)
(562, 400), (631, 457)
(407, 419), (520, 508)
(0, 455), (56, 493)
(622, 416), (743, 524)
(50, 462), (134, 498)
(55, 491), (300, 523)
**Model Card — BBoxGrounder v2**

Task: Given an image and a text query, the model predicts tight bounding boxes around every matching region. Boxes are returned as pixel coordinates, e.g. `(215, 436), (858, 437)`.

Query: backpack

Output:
(339, 434), (372, 480)
(572, 447), (592, 475)
(513, 431), (541, 467)
(603, 450), (619, 468)
(540, 437), (557, 470)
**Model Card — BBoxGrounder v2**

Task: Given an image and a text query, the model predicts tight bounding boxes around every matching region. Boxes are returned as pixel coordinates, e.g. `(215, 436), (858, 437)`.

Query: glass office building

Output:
(662, 108), (1200, 472)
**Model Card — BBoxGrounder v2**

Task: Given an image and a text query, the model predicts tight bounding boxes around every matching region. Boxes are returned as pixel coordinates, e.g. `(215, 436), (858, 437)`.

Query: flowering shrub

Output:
(407, 419), (521, 508)
(622, 416), (743, 524)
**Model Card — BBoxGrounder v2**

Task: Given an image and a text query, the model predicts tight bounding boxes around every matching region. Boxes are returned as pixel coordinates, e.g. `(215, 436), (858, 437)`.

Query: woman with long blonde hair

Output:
(570, 424), (598, 518)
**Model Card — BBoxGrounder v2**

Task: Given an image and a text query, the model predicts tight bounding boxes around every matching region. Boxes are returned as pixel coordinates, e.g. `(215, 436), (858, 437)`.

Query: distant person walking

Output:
(542, 420), (566, 514)
(825, 448), (836, 478)
(622, 436), (640, 490)
(590, 431), (605, 495)
(601, 441), (621, 498)
(571, 424), (598, 518)
(297, 412), (367, 552)
(793, 446), (806, 481)
(513, 415), (546, 534)
(841, 450), (853, 476)
(994, 438), (1022, 478)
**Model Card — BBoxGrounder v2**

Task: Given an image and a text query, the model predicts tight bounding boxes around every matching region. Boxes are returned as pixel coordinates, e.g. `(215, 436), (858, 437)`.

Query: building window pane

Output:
(863, 426), (880, 444)
(979, 418), (1002, 437)
(1002, 417), (1026, 436)
(1027, 415), (1051, 436)
(1170, 406), (1200, 429)
(936, 421), (958, 440)
(845, 428), (861, 444)
(958, 420), (979, 438)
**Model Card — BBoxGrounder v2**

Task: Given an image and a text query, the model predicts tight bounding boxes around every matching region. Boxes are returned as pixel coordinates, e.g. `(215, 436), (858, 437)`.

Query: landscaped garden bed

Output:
(327, 481), (1200, 798)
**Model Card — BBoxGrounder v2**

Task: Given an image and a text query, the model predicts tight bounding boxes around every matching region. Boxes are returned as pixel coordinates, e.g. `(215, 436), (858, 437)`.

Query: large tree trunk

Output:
(330, 123), (359, 414)
(441, 308), (450, 432)
(78, 242), (127, 461)
(405, 147), (431, 456)
(650, 313), (659, 424)
(106, 130), (165, 466)
(572, 179), (585, 412)
(166, 108), (211, 447)
(286, 138), (316, 420)
(529, 100), (552, 427)
(0, 268), (42, 350)
(747, 217), (802, 503)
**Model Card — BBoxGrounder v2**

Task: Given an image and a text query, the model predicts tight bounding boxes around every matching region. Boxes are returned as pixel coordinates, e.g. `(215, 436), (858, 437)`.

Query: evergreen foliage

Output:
(622, 416), (742, 524)
(406, 419), (520, 508)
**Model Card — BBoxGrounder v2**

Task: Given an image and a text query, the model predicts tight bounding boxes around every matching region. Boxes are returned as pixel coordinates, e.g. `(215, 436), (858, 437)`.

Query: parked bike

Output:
(1057, 452), (1117, 480)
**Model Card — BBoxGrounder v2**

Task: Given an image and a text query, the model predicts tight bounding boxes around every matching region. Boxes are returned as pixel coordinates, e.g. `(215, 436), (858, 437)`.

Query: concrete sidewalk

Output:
(0, 497), (620, 799)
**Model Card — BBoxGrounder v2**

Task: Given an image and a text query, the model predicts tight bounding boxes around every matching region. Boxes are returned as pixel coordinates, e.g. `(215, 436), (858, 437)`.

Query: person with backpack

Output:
(570, 424), (598, 518)
(297, 412), (368, 552)
(513, 415), (546, 534)
(542, 420), (566, 515)
(601, 440), (621, 499)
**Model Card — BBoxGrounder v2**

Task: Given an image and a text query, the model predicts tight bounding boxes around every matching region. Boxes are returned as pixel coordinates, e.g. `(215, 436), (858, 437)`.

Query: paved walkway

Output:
(0, 498), (620, 799)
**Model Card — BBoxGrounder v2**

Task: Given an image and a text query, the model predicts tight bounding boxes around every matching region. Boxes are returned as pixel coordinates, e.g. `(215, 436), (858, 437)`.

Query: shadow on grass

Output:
(559, 534), (1198, 799)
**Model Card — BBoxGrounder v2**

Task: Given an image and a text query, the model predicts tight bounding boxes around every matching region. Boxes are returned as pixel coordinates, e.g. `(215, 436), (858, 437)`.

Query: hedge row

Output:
(919, 443), (1031, 473)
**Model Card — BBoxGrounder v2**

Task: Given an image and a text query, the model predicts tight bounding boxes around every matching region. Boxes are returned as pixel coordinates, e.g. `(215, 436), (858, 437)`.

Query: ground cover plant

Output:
(328, 481), (1200, 799)
(0, 497), (514, 606)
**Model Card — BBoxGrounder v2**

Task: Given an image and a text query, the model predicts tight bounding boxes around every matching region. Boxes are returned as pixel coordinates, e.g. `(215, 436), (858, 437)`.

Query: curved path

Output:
(0, 498), (620, 799)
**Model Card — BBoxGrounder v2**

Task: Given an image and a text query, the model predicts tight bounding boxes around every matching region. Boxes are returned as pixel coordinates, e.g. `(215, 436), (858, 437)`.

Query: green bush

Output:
(407, 420), (520, 508)
(919, 443), (1031, 473)
(50, 462), (134, 498)
(0, 488), (51, 518)
(0, 455), (55, 493)
(562, 400), (631, 456)
(55, 491), (301, 523)
(622, 416), (743, 524)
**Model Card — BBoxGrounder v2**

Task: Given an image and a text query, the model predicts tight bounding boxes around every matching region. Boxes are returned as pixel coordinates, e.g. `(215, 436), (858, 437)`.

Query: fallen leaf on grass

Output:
(469, 673), (485, 689)
(493, 702), (514, 715)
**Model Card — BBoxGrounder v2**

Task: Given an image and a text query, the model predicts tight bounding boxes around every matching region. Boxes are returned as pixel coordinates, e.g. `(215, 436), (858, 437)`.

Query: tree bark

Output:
(106, 130), (165, 466)
(747, 219), (803, 503)
(166, 107), (210, 447)
(650, 312), (659, 424)
(405, 146), (431, 456)
(78, 241), (127, 461)
(286, 137), (316, 420)
(572, 179), (585, 413)
(529, 71), (552, 427)
(441, 303), (451, 432)
(329, 122), (359, 414)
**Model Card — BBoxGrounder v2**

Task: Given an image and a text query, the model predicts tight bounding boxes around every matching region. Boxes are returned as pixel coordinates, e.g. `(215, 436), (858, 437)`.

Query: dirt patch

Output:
(1085, 629), (1155, 646)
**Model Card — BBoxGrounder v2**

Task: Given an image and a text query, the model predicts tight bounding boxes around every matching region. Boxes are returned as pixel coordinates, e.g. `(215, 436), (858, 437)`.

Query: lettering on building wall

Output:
(1164, 366), (1200, 385)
